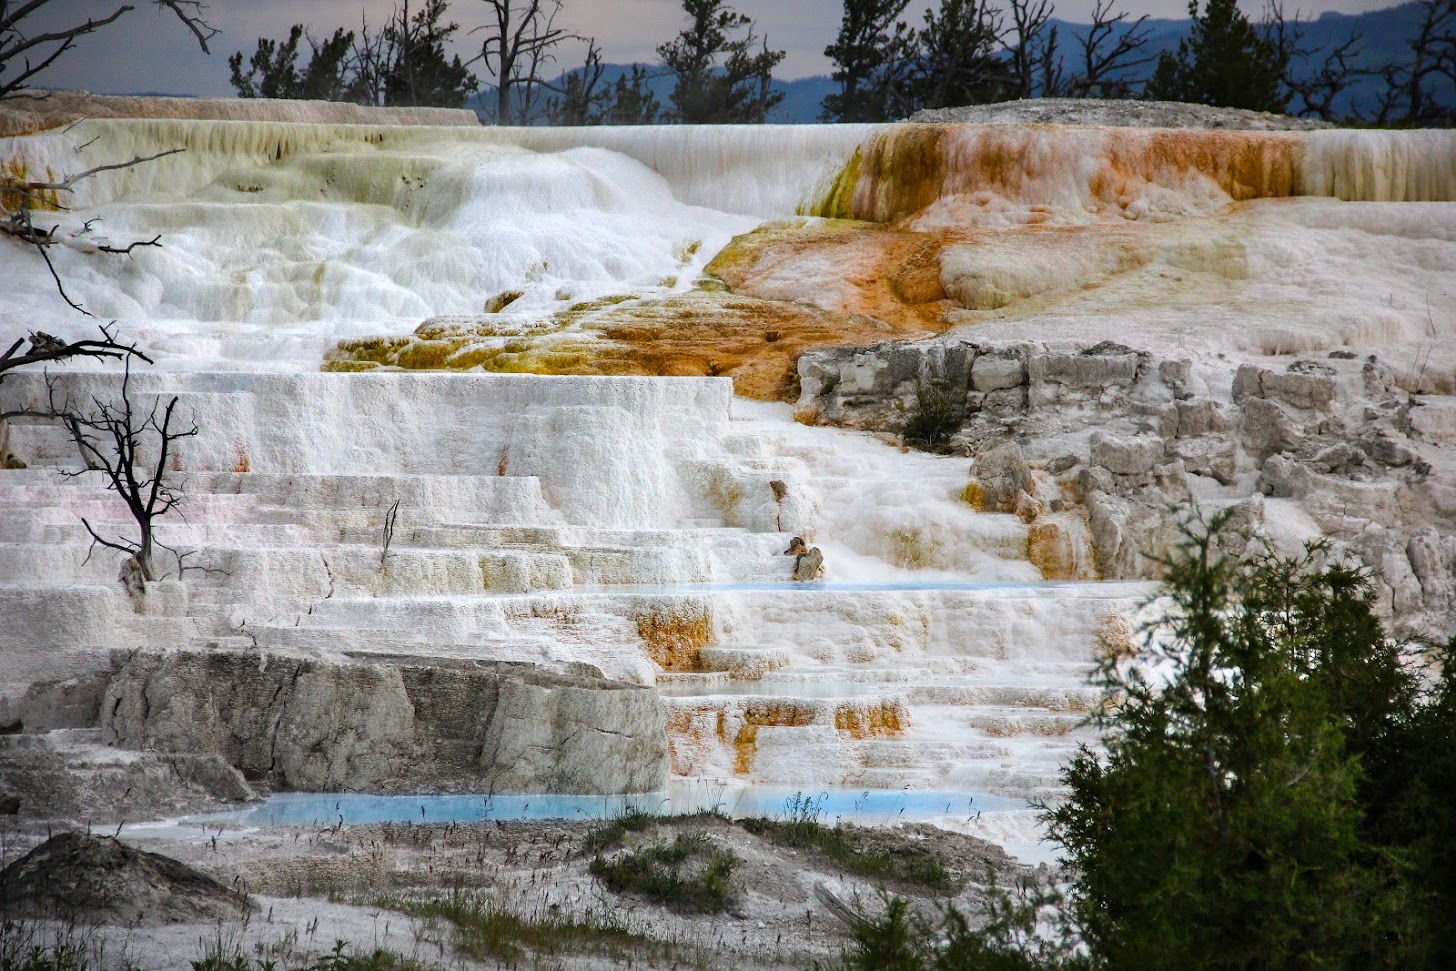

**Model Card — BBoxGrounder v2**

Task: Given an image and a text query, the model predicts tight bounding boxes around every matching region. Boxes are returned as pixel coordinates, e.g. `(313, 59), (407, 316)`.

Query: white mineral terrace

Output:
(2, 117), (1454, 859)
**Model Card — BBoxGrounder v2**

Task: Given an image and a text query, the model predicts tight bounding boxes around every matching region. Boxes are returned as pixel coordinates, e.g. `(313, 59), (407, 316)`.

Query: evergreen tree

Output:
(229, 25), (356, 101)
(821, 0), (917, 122)
(1145, 0), (1288, 112)
(656, 0), (784, 124)
(545, 45), (661, 127)
(382, 0), (476, 109)
(837, 523), (1456, 969)
(1046, 527), (1418, 968)
(913, 0), (1013, 110)
(229, 2), (475, 109)
(603, 67), (662, 125)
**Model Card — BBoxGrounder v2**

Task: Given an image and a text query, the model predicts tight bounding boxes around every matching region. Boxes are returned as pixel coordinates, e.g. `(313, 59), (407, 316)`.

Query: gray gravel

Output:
(904, 97), (1330, 129)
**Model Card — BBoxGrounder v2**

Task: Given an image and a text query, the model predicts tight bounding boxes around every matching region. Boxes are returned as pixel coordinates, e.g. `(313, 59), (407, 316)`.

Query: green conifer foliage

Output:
(1146, 0), (1288, 112)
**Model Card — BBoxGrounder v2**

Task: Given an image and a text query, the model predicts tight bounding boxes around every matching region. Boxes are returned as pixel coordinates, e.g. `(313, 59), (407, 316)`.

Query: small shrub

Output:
(589, 833), (737, 913)
(900, 383), (960, 452)
(580, 807), (663, 855)
(838, 878), (1085, 971)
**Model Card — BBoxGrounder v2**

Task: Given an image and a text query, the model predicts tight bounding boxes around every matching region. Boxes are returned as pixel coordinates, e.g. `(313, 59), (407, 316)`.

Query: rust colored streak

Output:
(841, 125), (1305, 224)
(851, 125), (947, 224)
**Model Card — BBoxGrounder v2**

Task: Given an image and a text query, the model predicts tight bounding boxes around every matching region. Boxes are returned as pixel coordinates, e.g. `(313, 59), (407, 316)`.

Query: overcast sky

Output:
(14, 0), (1406, 97)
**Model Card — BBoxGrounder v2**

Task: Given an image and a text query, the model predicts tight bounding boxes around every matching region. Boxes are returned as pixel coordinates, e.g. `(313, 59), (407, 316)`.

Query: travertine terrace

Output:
(2, 98), (1454, 956)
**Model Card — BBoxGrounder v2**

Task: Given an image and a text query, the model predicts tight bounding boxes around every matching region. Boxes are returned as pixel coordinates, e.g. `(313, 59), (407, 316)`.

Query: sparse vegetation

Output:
(579, 806), (670, 855)
(899, 382), (961, 452)
(741, 793), (955, 892)
(589, 832), (738, 913)
(191, 938), (431, 971)
(392, 894), (668, 965)
(0, 924), (433, 971)
(836, 877), (1086, 971)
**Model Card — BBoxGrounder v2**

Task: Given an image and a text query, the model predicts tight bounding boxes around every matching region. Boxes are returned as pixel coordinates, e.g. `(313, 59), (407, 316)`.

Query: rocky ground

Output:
(906, 97), (1331, 129)
(0, 813), (1024, 971)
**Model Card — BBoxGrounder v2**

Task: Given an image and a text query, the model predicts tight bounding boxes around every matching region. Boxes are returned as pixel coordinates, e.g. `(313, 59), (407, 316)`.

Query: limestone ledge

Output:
(797, 339), (1456, 641)
(101, 649), (668, 795)
(0, 90), (479, 137)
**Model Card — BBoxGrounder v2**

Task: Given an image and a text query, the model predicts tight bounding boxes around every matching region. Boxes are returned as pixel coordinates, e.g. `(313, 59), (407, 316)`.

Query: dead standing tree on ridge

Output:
(2, 2), (214, 589)
(475, 0), (573, 124)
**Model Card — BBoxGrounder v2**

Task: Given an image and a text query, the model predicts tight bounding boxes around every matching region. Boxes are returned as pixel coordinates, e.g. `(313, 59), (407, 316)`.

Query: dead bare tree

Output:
(1261, 0), (1369, 121)
(46, 360), (197, 585)
(474, 0), (574, 124)
(0, 0), (218, 100)
(1, 149), (182, 315)
(545, 37), (609, 125)
(1373, 0), (1456, 124)
(1290, 29), (1367, 120)
(1064, 0), (1153, 99)
(1007, 0), (1056, 99)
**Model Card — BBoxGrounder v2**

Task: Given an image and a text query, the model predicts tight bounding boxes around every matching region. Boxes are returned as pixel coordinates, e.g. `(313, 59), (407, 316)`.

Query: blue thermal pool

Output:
(190, 788), (1028, 829)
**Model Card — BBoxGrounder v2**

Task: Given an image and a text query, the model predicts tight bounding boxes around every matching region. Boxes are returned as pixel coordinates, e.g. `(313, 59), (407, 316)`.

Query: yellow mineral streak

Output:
(733, 701), (819, 775)
(636, 608), (713, 671)
(1, 158), (60, 213)
(325, 289), (914, 401)
(834, 700), (907, 739)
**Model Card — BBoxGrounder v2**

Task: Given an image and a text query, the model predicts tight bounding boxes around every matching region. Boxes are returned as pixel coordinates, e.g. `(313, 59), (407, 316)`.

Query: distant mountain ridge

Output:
(471, 2), (1445, 124)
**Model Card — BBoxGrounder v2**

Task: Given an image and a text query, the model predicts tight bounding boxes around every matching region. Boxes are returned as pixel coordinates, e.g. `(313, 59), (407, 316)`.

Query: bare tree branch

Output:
(154, 0), (218, 54)
(16, 150), (186, 195)
(1066, 0), (1154, 99)
(1371, 0), (1456, 124)
(1, 1), (218, 99)
(95, 235), (162, 255)
(0, 322), (152, 383)
(1007, 0), (1055, 99)
(2, 149), (185, 314)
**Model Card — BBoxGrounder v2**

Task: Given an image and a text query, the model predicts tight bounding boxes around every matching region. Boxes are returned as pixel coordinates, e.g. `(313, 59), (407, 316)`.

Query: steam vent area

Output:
(2, 96), (1456, 957)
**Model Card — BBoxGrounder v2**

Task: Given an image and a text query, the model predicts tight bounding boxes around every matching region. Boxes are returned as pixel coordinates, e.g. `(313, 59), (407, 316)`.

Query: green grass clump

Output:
(393, 896), (665, 965)
(741, 793), (955, 893)
(579, 806), (730, 856)
(589, 833), (738, 914)
(579, 807), (662, 855)
(191, 940), (428, 971)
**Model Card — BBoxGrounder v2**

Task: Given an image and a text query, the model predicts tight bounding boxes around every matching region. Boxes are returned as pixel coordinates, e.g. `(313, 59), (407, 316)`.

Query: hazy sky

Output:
(13, 0), (1406, 97)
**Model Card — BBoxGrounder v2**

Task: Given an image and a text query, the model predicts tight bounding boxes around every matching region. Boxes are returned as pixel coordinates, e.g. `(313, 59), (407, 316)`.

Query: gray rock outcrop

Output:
(101, 650), (668, 795)
(0, 730), (256, 821)
(798, 339), (1455, 640)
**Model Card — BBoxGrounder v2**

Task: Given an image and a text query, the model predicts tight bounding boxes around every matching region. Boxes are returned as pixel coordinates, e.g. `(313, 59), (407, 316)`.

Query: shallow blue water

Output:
(584, 581), (1068, 594)
(199, 788), (1026, 828)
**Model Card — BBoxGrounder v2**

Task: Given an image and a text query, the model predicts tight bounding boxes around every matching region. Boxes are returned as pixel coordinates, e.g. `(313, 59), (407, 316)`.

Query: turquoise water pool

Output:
(197, 787), (1025, 828)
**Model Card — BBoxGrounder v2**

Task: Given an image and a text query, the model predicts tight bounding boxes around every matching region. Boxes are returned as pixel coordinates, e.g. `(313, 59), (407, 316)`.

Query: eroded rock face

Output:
(101, 651), (668, 795)
(0, 731), (255, 821)
(798, 340), (1455, 640)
